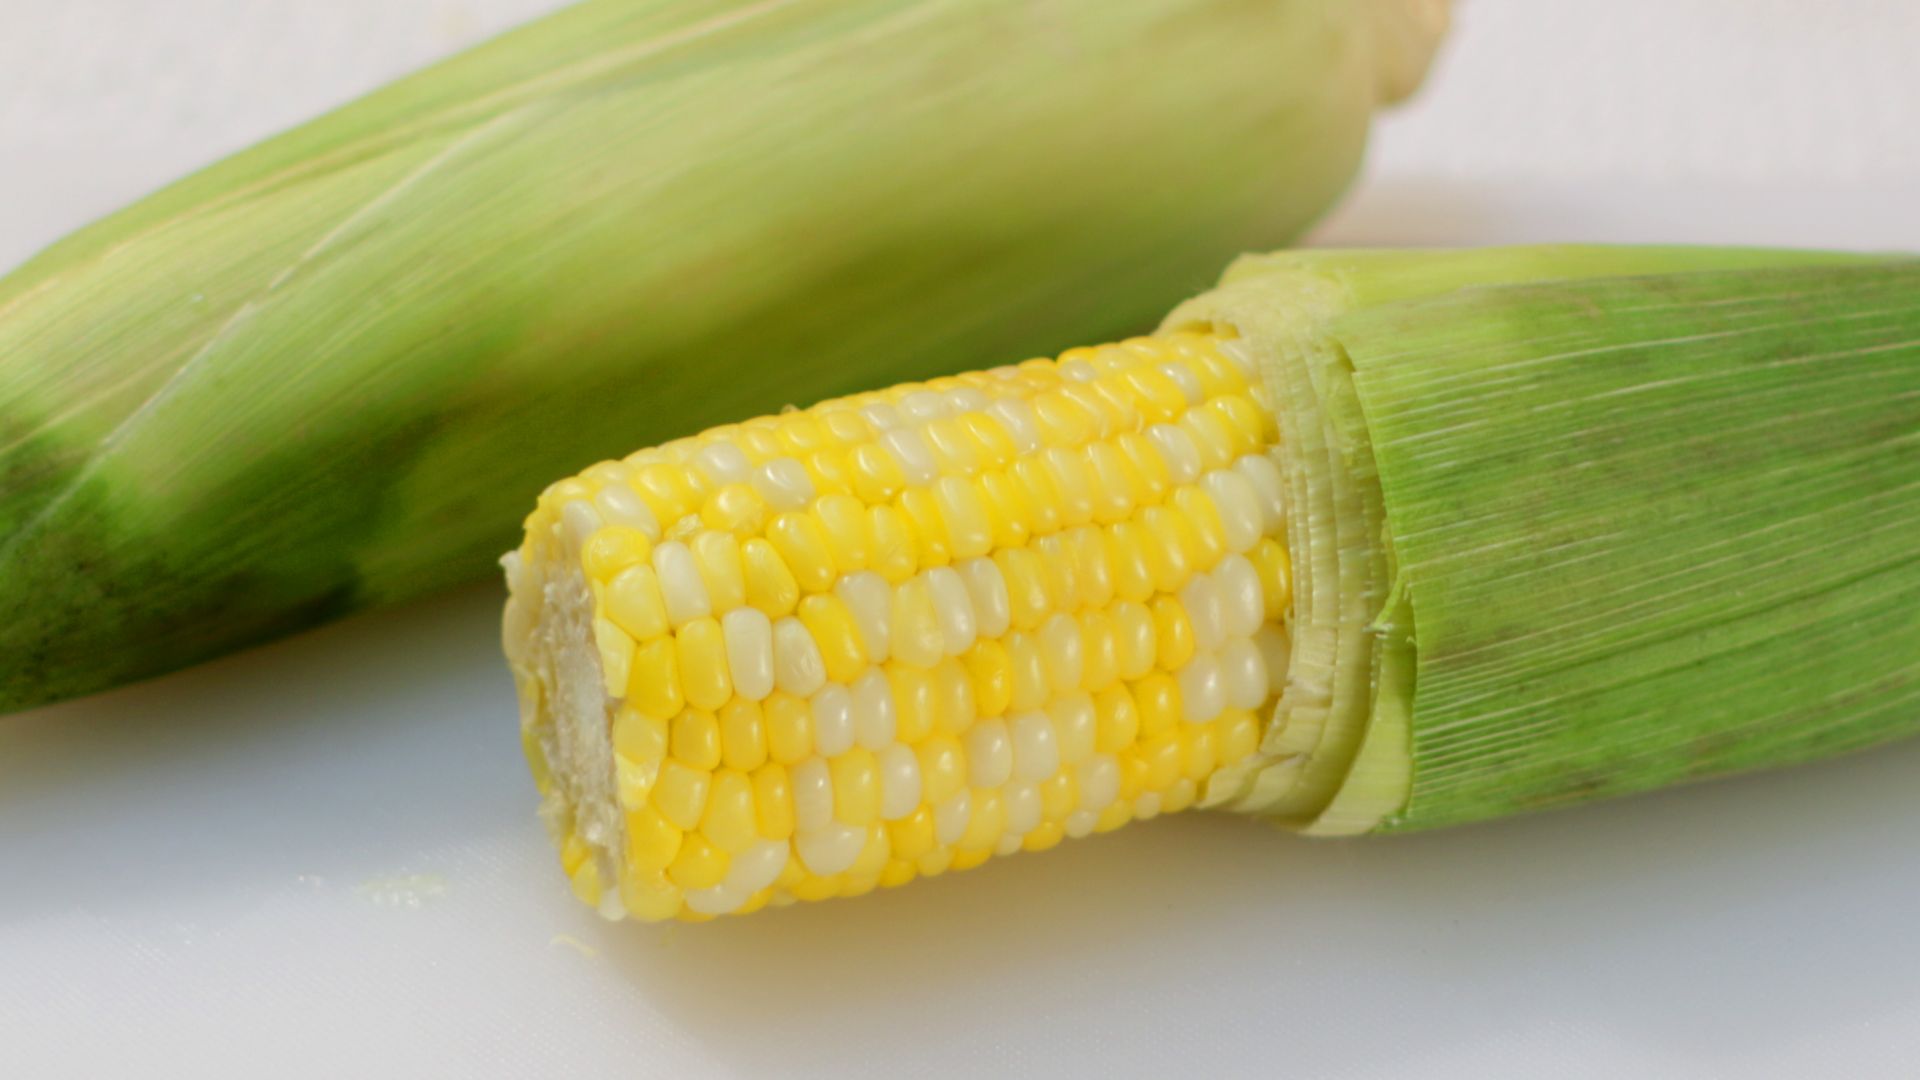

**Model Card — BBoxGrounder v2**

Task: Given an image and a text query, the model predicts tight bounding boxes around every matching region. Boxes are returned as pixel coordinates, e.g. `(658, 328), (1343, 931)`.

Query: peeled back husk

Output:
(1171, 245), (1920, 833)
(0, 0), (1448, 715)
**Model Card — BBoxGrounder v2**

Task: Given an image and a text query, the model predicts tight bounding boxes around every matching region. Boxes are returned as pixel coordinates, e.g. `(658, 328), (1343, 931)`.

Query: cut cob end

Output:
(504, 333), (1296, 921)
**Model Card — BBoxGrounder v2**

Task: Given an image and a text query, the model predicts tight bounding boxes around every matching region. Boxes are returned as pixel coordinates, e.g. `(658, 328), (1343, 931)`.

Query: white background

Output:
(5, 2), (1920, 1077)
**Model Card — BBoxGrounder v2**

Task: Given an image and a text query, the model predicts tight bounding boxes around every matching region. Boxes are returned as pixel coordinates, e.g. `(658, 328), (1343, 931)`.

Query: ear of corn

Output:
(511, 243), (1920, 920)
(0, 0), (1447, 715)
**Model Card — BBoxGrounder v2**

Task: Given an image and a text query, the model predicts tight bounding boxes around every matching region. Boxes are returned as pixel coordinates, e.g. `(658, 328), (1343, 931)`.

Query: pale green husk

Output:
(0, 0), (1447, 714)
(1167, 246), (1920, 833)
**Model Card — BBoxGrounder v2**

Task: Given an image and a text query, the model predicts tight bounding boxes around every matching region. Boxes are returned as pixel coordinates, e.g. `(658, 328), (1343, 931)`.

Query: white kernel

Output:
(1234, 453), (1287, 534)
(810, 683), (855, 757)
(964, 717), (1013, 788)
(985, 398), (1042, 456)
(995, 833), (1024, 856)
(1177, 651), (1226, 723)
(722, 606), (775, 700)
(1178, 572), (1226, 653)
(934, 788), (972, 845)
(1038, 612), (1085, 693)
(792, 757), (835, 831)
(879, 427), (938, 488)
(898, 389), (951, 424)
(1003, 780), (1043, 835)
(771, 617), (827, 697)
(1009, 710), (1061, 783)
(751, 457), (817, 511)
(955, 557), (1011, 639)
(693, 441), (752, 487)
(795, 820), (866, 875)
(1059, 359), (1101, 383)
(1158, 362), (1205, 405)
(1135, 792), (1162, 820)
(1201, 469), (1264, 554)
(684, 883), (749, 915)
(1215, 337), (1259, 380)
(1253, 624), (1292, 688)
(653, 540), (711, 627)
(1047, 692), (1097, 766)
(1219, 638), (1270, 710)
(988, 365), (1023, 380)
(878, 742), (923, 820)
(1075, 754), (1121, 813)
(1212, 554), (1265, 639)
(945, 388), (991, 415)
(834, 571), (892, 664)
(851, 668), (898, 749)
(592, 483), (661, 540)
(722, 837), (791, 894)
(1063, 809), (1099, 838)
(924, 567), (978, 655)
(860, 401), (905, 433)
(561, 499), (605, 558)
(1145, 423), (1202, 486)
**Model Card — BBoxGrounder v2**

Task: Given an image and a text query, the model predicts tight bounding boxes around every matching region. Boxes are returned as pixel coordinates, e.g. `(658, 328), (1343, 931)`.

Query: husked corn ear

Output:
(506, 333), (1289, 920)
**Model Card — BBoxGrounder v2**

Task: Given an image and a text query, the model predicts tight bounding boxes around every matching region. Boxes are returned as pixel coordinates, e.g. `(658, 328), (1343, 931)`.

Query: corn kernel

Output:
(1139, 731), (1184, 791)
(1084, 442), (1136, 525)
(849, 823), (892, 879)
(767, 512), (837, 593)
(1065, 526), (1113, 609)
(1033, 534), (1078, 614)
(896, 489), (952, 568)
(1022, 821), (1065, 853)
(1039, 770), (1078, 822)
(606, 564), (672, 641)
(690, 530), (746, 614)
(888, 805), (938, 862)
(1217, 707), (1263, 765)
(851, 442), (908, 503)
(831, 747), (881, 826)
(1004, 631), (1050, 713)
(583, 526), (653, 583)
(996, 547), (1051, 632)
(1208, 395), (1267, 457)
(922, 417), (982, 477)
(595, 617), (636, 698)
(719, 698), (768, 771)
(933, 476), (993, 560)
(1172, 487), (1228, 570)
(804, 448), (855, 498)
(977, 469), (1033, 550)
(613, 703), (670, 761)
(702, 769), (759, 854)
(1009, 456), (1063, 536)
(619, 865), (683, 921)
(963, 639), (1013, 718)
(1140, 506), (1194, 593)
(959, 787), (1007, 850)
(1104, 522), (1157, 604)
(1078, 609), (1119, 692)
(961, 411), (1018, 469)
(752, 762), (796, 840)
(702, 482), (770, 537)
(653, 759), (712, 830)
(1151, 596), (1196, 672)
(764, 691), (814, 764)
(628, 638), (684, 720)
(671, 708), (722, 770)
(668, 832), (729, 890)
(916, 733), (967, 804)
(1038, 612), (1085, 693)
(677, 618), (733, 711)
(1112, 600), (1157, 680)
(1031, 388), (1096, 447)
(1162, 777), (1198, 814)
(1182, 722), (1219, 782)
(1133, 671), (1181, 739)
(632, 463), (702, 523)
(1179, 408), (1236, 472)
(889, 577), (945, 669)
(797, 593), (869, 684)
(812, 493), (871, 573)
(868, 505), (919, 583)
(930, 656), (976, 735)
(1042, 447), (1097, 528)
(1093, 684), (1140, 753)
(1252, 538), (1292, 619)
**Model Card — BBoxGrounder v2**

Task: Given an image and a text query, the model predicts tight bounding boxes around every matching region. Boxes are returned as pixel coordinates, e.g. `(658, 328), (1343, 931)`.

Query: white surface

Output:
(5, 2), (1920, 1077)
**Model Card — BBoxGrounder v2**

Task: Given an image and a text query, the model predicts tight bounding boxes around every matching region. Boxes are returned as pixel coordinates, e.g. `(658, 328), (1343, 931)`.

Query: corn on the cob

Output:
(0, 0), (1448, 716)
(510, 243), (1920, 921)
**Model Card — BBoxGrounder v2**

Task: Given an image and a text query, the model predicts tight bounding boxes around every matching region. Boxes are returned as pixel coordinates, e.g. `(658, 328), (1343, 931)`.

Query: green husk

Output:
(1168, 245), (1920, 833)
(0, 0), (1448, 715)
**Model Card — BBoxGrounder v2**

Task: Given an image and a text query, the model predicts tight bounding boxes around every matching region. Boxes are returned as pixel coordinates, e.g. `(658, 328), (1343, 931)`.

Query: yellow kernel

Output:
(1115, 431), (1172, 505)
(652, 759), (711, 831)
(1208, 395), (1267, 457)
(1112, 600), (1158, 680)
(701, 482), (770, 537)
(619, 865), (683, 921)
(719, 698), (768, 771)
(812, 493), (871, 573)
(1043, 448), (1098, 528)
(614, 703), (671, 762)
(930, 656), (976, 735)
(851, 822), (892, 879)
(741, 537), (800, 618)
(1009, 456), (1063, 536)
(923, 417), (983, 477)
(569, 855), (603, 908)
(1182, 722), (1218, 782)
(1032, 389), (1097, 447)
(1133, 671), (1182, 739)
(1094, 684), (1141, 752)
(632, 463), (702, 524)
(917, 845), (957, 877)
(950, 848), (992, 871)
(677, 618), (733, 711)
(628, 638), (685, 720)
(851, 442), (908, 504)
(1124, 366), (1189, 424)
(887, 805), (938, 862)
(797, 593), (869, 684)
(821, 409), (873, 446)
(1005, 631), (1050, 712)
(790, 871), (843, 902)
(538, 476), (594, 512)
(868, 505), (919, 583)
(1162, 777), (1198, 814)
(690, 531), (746, 614)
(1066, 526), (1114, 609)
(976, 469), (1033, 550)
(916, 734), (967, 804)
(880, 859), (918, 889)
(605, 564), (672, 641)
(776, 414), (831, 457)
(1104, 522), (1157, 604)
(1140, 731), (1184, 791)
(671, 708), (722, 771)
(582, 526), (653, 583)
(804, 448), (856, 498)
(736, 888), (773, 915)
(1176, 340), (1249, 397)
(1252, 538), (1293, 619)
(887, 662), (936, 743)
(1095, 799), (1134, 833)
(561, 832), (591, 877)
(667, 832), (729, 890)
(890, 577), (945, 669)
(1151, 596), (1196, 671)
(735, 425), (783, 465)
(831, 748), (881, 826)
(1084, 443), (1136, 525)
(1118, 751), (1149, 801)
(1172, 487), (1228, 570)
(1217, 708), (1262, 766)
(1033, 533), (1079, 613)
(996, 547), (1052, 632)
(934, 477), (993, 560)
(963, 639), (1013, 718)
(1022, 821), (1065, 852)
(1078, 609), (1120, 692)
(752, 762), (796, 840)
(594, 617), (635, 698)
(1039, 771), (1078, 822)
(959, 787), (1007, 850)
(896, 489), (952, 568)
(764, 691), (814, 764)
(961, 411), (1018, 469)
(1140, 507), (1194, 593)
(767, 512), (837, 593)
(700, 768), (760, 854)
(1064, 380), (1126, 436)
(1179, 408), (1236, 472)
